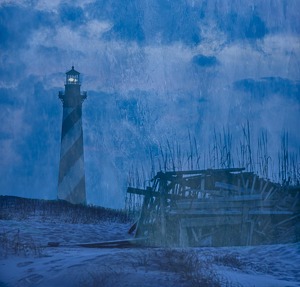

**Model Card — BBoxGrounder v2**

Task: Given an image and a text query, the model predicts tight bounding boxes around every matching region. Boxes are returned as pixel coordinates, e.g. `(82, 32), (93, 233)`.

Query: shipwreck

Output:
(127, 168), (300, 247)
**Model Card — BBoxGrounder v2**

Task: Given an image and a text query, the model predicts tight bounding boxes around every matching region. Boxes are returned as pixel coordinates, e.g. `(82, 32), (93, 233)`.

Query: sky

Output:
(0, 0), (299, 208)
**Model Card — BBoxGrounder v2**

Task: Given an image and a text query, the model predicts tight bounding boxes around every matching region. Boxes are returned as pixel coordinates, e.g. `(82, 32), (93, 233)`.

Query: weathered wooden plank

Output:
(248, 210), (293, 215)
(175, 200), (275, 210)
(169, 209), (242, 216)
(127, 187), (157, 196)
(180, 216), (243, 228)
(273, 214), (300, 227)
(260, 181), (269, 196)
(224, 195), (263, 201)
(251, 175), (257, 194)
(134, 195), (151, 238)
(191, 228), (199, 242)
(160, 189), (167, 246)
(292, 193), (299, 210)
(179, 219), (189, 247)
(264, 187), (275, 200)
(179, 189), (231, 197)
(201, 178), (205, 190)
(77, 238), (147, 248)
(170, 204), (289, 216)
(127, 187), (179, 199)
(247, 220), (254, 245)
(153, 168), (246, 180)
(244, 179), (250, 190)
(215, 182), (254, 194)
(176, 194), (264, 202)
(215, 181), (240, 192)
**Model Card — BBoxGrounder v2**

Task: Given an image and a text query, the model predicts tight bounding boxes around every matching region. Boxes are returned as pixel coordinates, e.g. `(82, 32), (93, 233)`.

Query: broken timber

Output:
(127, 168), (300, 247)
(47, 238), (147, 249)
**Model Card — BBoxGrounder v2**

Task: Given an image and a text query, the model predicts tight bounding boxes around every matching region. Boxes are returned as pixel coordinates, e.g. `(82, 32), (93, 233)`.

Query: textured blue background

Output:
(0, 1), (299, 208)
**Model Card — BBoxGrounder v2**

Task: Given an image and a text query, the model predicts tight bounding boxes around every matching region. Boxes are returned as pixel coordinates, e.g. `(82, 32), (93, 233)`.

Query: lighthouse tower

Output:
(57, 66), (87, 205)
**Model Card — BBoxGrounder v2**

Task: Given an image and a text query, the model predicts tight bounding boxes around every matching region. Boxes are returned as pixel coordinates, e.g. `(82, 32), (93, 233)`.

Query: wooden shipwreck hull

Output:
(127, 168), (300, 247)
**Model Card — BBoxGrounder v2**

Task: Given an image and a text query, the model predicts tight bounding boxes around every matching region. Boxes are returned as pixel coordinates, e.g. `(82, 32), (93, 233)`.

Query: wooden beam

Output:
(260, 181), (269, 197)
(127, 187), (179, 199)
(191, 228), (199, 242)
(264, 187), (275, 200)
(215, 182), (254, 193)
(77, 238), (147, 248)
(251, 175), (257, 194)
(248, 210), (293, 215)
(153, 168), (246, 180)
(175, 198), (275, 210)
(179, 220), (189, 247)
(180, 216), (243, 228)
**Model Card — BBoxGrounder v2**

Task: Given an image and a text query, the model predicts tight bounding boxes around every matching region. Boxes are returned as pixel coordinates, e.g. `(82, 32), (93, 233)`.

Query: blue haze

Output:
(0, 0), (299, 208)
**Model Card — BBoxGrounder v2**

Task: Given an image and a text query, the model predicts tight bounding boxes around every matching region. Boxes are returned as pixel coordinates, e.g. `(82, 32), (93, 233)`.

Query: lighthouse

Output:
(57, 66), (87, 205)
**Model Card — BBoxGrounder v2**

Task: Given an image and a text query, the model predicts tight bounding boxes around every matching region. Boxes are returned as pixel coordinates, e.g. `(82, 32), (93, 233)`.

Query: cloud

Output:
(217, 34), (300, 84)
(1, 0), (300, 207)
(0, 105), (30, 167)
(84, 20), (113, 38)
(0, 57), (26, 87)
(245, 13), (268, 39)
(0, 76), (61, 199)
(216, 10), (268, 41)
(0, 5), (53, 50)
(86, 0), (201, 46)
(233, 77), (300, 100)
(58, 3), (85, 26)
(192, 54), (218, 67)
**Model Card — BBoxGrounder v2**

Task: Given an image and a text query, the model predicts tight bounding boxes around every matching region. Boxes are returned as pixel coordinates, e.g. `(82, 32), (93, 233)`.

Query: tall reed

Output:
(126, 122), (300, 212)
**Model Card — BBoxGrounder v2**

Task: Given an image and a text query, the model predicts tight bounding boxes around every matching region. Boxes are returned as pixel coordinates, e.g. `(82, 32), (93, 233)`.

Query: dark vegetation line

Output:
(0, 195), (131, 223)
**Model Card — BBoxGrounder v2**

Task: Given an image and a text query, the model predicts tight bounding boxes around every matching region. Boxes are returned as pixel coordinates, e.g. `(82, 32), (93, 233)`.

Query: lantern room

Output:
(66, 66), (80, 85)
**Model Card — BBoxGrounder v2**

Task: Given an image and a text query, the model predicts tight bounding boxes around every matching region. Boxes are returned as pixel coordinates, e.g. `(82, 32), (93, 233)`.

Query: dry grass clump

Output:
(213, 253), (245, 270)
(157, 249), (221, 287)
(0, 229), (44, 258)
(129, 249), (222, 287)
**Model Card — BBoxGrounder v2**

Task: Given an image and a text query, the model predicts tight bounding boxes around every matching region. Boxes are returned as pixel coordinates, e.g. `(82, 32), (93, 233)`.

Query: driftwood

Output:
(127, 168), (300, 247)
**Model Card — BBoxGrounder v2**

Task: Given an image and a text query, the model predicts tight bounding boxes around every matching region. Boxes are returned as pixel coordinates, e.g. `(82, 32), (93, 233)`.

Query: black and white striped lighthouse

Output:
(57, 66), (87, 205)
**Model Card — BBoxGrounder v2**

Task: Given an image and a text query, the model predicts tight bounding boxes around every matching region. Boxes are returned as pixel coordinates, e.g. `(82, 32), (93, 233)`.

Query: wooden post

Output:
(134, 195), (150, 239)
(251, 175), (257, 194)
(247, 220), (254, 245)
(159, 179), (167, 246)
(241, 204), (250, 245)
(179, 219), (188, 247)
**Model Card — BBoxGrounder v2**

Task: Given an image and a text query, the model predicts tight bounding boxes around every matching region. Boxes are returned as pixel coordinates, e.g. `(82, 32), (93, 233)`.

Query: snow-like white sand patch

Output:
(1, 217), (299, 287)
